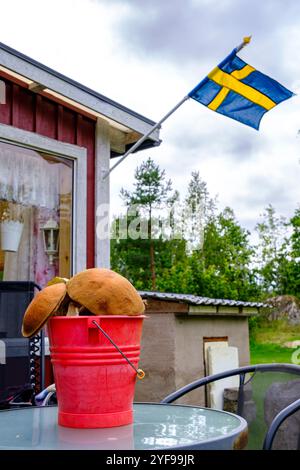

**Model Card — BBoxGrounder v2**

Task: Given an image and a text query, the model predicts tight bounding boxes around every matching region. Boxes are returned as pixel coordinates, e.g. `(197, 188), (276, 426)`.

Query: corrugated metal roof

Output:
(139, 291), (265, 308)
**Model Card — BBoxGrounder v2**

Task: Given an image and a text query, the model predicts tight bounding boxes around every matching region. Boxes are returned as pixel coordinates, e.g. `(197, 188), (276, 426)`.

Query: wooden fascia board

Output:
(188, 305), (258, 316)
(0, 47), (160, 140)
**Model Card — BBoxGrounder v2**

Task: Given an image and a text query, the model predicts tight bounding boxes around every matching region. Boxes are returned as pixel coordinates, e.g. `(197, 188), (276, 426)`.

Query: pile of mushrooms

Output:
(22, 268), (145, 338)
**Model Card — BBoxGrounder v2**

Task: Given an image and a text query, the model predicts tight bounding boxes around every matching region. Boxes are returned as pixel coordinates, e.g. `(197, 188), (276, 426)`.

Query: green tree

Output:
(156, 206), (259, 301)
(111, 214), (151, 289)
(183, 171), (216, 251)
(255, 204), (287, 293)
(111, 159), (261, 301)
(290, 208), (300, 259)
(111, 212), (187, 290)
(276, 208), (300, 297)
(115, 157), (178, 290)
(201, 207), (259, 300)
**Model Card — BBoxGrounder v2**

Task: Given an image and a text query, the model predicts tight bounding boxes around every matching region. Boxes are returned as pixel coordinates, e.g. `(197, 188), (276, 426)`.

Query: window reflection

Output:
(0, 142), (73, 285)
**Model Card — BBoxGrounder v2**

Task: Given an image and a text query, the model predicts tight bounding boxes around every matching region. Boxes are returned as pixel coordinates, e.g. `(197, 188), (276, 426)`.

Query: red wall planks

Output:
(0, 76), (96, 268)
(35, 95), (57, 139)
(57, 106), (76, 145)
(76, 114), (95, 269)
(0, 79), (12, 125)
(17, 87), (35, 132)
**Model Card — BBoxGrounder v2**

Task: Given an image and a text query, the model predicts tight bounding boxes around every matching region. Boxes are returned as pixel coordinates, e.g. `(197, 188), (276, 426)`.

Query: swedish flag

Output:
(188, 39), (294, 130)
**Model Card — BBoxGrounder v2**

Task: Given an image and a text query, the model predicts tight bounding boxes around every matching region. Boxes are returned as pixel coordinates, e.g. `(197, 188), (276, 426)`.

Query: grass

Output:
(250, 342), (294, 364)
(252, 319), (300, 345)
(249, 318), (300, 364)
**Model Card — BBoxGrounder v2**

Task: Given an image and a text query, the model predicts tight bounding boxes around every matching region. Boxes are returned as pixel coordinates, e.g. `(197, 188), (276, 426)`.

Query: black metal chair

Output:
(0, 281), (44, 409)
(161, 363), (300, 450)
(263, 396), (300, 450)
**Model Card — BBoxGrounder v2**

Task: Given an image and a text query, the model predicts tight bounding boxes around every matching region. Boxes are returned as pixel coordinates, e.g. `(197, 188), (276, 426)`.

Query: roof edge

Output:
(0, 42), (157, 128)
(139, 290), (266, 309)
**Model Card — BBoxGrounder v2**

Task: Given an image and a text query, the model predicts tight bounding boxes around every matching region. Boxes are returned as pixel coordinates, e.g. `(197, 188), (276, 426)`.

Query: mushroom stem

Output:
(66, 302), (80, 316)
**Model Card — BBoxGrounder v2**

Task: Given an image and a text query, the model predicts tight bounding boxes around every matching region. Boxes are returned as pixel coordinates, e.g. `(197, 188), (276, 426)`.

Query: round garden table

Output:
(0, 403), (248, 450)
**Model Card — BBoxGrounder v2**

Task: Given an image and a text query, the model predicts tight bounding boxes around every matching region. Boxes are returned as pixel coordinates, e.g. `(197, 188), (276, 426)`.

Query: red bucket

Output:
(47, 315), (145, 429)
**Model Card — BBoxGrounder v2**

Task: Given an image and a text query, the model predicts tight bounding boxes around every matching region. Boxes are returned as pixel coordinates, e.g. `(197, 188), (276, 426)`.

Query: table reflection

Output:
(0, 403), (246, 450)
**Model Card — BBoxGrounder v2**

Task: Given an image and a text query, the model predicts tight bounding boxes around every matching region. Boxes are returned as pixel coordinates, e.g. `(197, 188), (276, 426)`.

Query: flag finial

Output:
(236, 35), (252, 53)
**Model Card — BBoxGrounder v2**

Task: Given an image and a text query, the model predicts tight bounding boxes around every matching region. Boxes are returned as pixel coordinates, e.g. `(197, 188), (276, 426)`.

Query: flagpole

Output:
(102, 95), (189, 179)
(103, 36), (251, 180)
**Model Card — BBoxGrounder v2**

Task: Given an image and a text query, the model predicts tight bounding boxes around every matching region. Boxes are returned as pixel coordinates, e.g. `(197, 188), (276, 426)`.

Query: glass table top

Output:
(0, 403), (247, 450)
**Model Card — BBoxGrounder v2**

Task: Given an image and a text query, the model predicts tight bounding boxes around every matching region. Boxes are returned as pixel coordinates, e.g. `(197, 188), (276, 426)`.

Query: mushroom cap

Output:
(22, 283), (67, 337)
(67, 268), (145, 316)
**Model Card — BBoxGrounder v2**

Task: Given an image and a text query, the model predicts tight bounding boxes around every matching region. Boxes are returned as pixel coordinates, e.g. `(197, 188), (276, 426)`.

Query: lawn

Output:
(249, 318), (300, 364)
(250, 342), (295, 364)
(252, 319), (300, 345)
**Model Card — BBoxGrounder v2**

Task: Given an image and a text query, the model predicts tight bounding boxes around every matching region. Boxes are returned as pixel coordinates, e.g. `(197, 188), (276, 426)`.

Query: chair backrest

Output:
(161, 364), (300, 450)
(263, 397), (300, 450)
(0, 281), (44, 405)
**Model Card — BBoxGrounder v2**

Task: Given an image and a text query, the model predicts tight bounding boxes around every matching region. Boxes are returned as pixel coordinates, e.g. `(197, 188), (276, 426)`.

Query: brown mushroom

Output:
(67, 268), (145, 316)
(22, 283), (67, 338)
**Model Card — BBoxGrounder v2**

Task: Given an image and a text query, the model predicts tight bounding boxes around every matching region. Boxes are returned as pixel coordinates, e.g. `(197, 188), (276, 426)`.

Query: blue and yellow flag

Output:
(188, 40), (294, 130)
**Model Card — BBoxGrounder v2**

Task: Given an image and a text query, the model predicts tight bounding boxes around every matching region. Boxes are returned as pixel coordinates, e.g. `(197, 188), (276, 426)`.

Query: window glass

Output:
(0, 141), (73, 286)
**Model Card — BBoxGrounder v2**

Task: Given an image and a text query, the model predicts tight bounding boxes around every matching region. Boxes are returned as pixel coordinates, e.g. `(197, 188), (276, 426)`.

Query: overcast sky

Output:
(1, 0), (300, 232)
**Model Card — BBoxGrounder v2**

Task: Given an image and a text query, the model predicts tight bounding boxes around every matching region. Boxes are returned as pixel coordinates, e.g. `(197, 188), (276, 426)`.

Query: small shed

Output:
(135, 291), (263, 405)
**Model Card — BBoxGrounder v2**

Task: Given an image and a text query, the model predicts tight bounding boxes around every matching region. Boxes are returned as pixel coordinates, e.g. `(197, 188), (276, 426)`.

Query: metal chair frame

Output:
(263, 397), (300, 450)
(161, 363), (300, 450)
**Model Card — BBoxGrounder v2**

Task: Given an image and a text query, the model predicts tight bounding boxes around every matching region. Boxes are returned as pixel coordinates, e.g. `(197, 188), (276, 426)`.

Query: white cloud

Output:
(1, 0), (299, 233)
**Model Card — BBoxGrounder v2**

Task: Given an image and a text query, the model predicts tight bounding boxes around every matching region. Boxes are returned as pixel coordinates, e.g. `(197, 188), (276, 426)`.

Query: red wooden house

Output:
(0, 42), (160, 285)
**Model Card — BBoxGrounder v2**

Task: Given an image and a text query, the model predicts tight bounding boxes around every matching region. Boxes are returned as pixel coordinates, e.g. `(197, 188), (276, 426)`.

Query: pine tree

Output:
(118, 157), (175, 290)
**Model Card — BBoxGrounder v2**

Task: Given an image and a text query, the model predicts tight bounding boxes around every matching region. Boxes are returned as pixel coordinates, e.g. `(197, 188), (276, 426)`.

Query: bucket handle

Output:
(91, 320), (145, 380)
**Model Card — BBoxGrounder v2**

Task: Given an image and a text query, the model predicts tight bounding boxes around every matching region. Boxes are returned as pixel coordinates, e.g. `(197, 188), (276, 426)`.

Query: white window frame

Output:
(0, 123), (87, 274)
